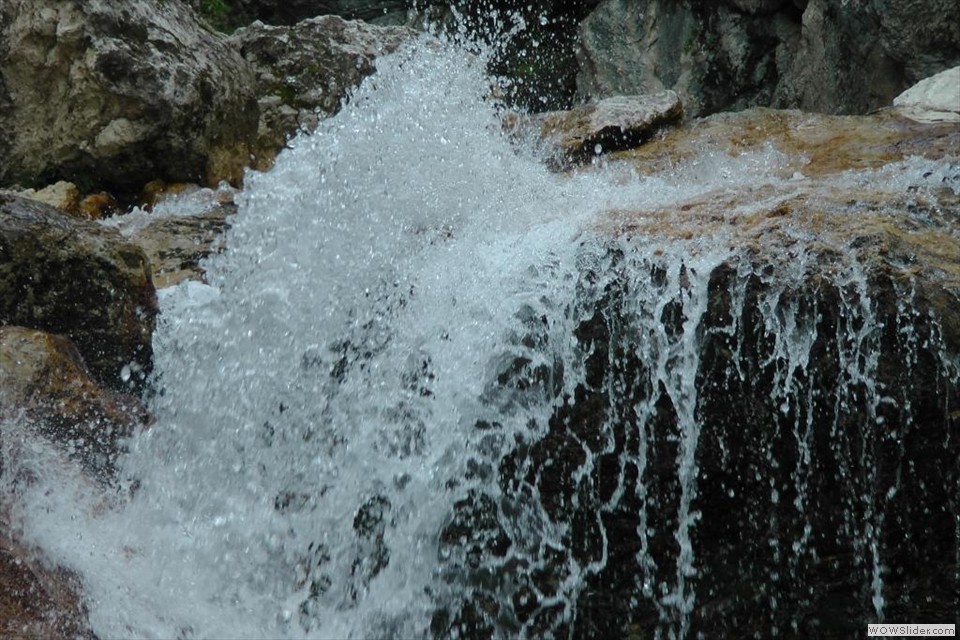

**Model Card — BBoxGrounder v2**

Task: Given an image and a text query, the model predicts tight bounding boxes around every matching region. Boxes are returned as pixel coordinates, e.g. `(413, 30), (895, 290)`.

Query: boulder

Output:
(0, 535), (94, 640)
(188, 0), (410, 29)
(77, 192), (120, 220)
(124, 205), (234, 289)
(18, 182), (81, 216)
(433, 108), (960, 638)
(514, 92), (683, 169)
(576, 0), (960, 117)
(0, 0), (259, 195)
(893, 66), (960, 123)
(228, 15), (415, 168)
(0, 326), (149, 471)
(0, 194), (157, 388)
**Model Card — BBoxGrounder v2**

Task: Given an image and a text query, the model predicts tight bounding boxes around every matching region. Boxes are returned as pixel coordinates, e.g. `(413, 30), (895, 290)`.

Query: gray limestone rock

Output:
(576, 0), (960, 117)
(894, 66), (960, 123)
(247, 0), (410, 26)
(0, 193), (157, 388)
(125, 205), (234, 289)
(518, 92), (684, 169)
(228, 15), (415, 167)
(0, 0), (259, 195)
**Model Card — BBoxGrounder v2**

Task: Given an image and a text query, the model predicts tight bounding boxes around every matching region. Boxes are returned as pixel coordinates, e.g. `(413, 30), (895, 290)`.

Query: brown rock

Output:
(140, 180), (203, 212)
(0, 326), (149, 470)
(127, 205), (234, 288)
(437, 104), (960, 640)
(0, 194), (157, 388)
(520, 92), (684, 169)
(609, 107), (960, 178)
(0, 534), (94, 640)
(19, 182), (81, 215)
(77, 192), (119, 220)
(601, 106), (960, 347)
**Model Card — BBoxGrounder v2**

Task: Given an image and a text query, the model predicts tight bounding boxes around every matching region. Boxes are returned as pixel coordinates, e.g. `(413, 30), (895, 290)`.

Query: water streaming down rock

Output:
(1, 33), (958, 640)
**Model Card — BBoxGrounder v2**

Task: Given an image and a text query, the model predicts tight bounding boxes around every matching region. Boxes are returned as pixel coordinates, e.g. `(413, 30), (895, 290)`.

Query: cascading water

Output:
(2, 32), (958, 640)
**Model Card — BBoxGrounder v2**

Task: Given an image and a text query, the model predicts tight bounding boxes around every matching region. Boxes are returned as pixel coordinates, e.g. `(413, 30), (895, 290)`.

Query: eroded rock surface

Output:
(576, 0), (960, 117)
(0, 194), (157, 388)
(17, 182), (81, 217)
(0, 534), (94, 640)
(433, 107), (960, 639)
(0, 0), (259, 194)
(124, 205), (234, 289)
(230, 0), (410, 26)
(228, 15), (416, 167)
(521, 91), (683, 169)
(609, 107), (960, 178)
(0, 326), (149, 471)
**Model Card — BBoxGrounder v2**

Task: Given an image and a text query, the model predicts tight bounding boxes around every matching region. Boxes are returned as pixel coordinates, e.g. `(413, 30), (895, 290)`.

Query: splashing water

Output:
(2, 34), (958, 640)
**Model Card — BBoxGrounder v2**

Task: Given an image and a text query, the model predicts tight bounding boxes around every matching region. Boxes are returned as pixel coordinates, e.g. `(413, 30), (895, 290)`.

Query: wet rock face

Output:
(0, 535), (94, 640)
(0, 326), (149, 473)
(435, 242), (959, 639)
(0, 0), (259, 194)
(0, 194), (157, 388)
(422, 0), (604, 111)
(576, 0), (960, 117)
(228, 15), (415, 168)
(121, 204), (233, 289)
(431, 111), (960, 638)
(517, 92), (683, 169)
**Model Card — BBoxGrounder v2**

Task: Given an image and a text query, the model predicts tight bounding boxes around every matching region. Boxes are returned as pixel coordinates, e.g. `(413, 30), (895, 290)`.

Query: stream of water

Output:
(2, 33), (958, 640)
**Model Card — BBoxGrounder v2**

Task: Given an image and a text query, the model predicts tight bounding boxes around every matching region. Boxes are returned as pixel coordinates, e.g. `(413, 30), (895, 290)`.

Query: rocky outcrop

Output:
(576, 0), (960, 117)
(0, 194), (157, 388)
(610, 106), (960, 348)
(0, 326), (149, 471)
(433, 108), (960, 638)
(894, 66), (960, 123)
(0, 0), (259, 195)
(612, 106), (960, 176)
(123, 205), (234, 289)
(17, 182), (81, 216)
(228, 15), (415, 167)
(511, 91), (683, 169)
(0, 535), (94, 640)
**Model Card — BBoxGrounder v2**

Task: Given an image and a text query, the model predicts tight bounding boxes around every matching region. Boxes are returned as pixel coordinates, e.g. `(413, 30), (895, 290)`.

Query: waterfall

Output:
(2, 34), (957, 640)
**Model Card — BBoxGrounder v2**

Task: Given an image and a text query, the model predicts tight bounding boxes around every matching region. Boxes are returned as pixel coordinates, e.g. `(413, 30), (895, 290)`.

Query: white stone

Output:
(893, 66), (960, 123)
(21, 180), (80, 212)
(94, 118), (150, 156)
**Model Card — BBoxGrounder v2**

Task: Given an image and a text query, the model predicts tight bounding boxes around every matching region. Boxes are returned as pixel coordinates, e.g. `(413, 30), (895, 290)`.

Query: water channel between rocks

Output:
(2, 36), (958, 640)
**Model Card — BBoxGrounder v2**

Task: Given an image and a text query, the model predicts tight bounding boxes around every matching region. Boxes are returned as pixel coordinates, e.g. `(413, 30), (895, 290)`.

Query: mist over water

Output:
(2, 32), (957, 640)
